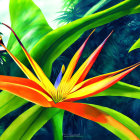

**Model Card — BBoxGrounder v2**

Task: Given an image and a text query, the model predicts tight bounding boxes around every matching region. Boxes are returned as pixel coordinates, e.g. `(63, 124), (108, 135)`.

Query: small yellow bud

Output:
(61, 64), (65, 74)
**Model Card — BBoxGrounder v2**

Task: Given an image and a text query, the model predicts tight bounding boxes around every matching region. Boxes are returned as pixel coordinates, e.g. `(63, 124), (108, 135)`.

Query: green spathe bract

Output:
(0, 0), (139, 139)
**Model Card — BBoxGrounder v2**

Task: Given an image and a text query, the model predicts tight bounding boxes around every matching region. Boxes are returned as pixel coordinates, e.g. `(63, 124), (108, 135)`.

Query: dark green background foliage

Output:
(0, 0), (140, 139)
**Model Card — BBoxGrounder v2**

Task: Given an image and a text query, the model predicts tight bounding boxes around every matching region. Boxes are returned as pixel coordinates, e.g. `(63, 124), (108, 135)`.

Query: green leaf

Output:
(0, 0), (140, 119)
(8, 0), (52, 54)
(93, 81), (140, 99)
(0, 0), (52, 118)
(0, 91), (28, 118)
(90, 104), (140, 139)
(51, 110), (64, 140)
(30, 0), (140, 76)
(0, 105), (61, 140)
(129, 38), (140, 52)
(0, 0), (139, 139)
(84, 0), (110, 17)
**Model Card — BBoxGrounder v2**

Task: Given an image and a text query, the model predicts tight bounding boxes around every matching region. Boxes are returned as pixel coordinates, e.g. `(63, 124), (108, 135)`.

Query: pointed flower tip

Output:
(88, 28), (96, 38)
(111, 29), (114, 33)
(61, 64), (65, 74)
(135, 62), (140, 68)
(101, 30), (114, 46)
(107, 30), (114, 38)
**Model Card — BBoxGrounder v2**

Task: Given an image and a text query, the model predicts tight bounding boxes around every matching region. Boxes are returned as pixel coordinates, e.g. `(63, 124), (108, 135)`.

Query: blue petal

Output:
(54, 70), (63, 89)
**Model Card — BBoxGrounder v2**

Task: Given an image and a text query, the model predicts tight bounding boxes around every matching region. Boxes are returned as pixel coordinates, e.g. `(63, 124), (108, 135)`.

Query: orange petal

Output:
(53, 102), (107, 123)
(71, 62), (140, 93)
(54, 102), (139, 139)
(2, 23), (56, 97)
(0, 75), (53, 107)
(64, 63), (140, 101)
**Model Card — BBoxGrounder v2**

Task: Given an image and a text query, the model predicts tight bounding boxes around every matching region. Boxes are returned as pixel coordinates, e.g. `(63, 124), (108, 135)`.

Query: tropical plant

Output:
(56, 0), (140, 88)
(0, 24), (140, 139)
(0, 0), (139, 139)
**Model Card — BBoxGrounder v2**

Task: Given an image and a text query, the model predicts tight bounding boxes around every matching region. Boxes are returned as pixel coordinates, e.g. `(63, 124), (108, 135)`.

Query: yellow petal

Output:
(64, 63), (140, 101)
(60, 31), (113, 97)
(71, 62), (140, 93)
(22, 50), (56, 97)
(1, 23), (56, 97)
(57, 29), (95, 98)
(0, 43), (41, 86)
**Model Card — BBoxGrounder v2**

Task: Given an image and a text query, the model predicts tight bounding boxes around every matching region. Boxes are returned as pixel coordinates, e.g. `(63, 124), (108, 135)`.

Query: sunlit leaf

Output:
(8, 0), (52, 53)
(0, 106), (60, 140)
(30, 0), (140, 76)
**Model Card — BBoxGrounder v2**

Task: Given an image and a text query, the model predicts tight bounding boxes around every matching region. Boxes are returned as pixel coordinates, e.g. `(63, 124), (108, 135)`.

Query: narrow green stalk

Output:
(51, 110), (64, 140)
(84, 0), (110, 17)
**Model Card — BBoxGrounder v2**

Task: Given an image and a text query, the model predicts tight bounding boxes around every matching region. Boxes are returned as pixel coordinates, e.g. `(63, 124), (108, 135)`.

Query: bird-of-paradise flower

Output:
(0, 23), (140, 139)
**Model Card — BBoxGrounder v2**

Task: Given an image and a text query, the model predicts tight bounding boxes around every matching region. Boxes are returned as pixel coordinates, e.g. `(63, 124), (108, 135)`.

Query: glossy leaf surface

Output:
(30, 0), (140, 75)
(0, 0), (139, 118)
(0, 106), (60, 140)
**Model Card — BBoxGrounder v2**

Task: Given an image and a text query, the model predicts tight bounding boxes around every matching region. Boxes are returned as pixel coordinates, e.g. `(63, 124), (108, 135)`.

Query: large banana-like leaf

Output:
(0, 106), (60, 140)
(30, 0), (140, 75)
(91, 104), (140, 139)
(7, 0), (52, 54)
(129, 38), (140, 52)
(0, 0), (52, 118)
